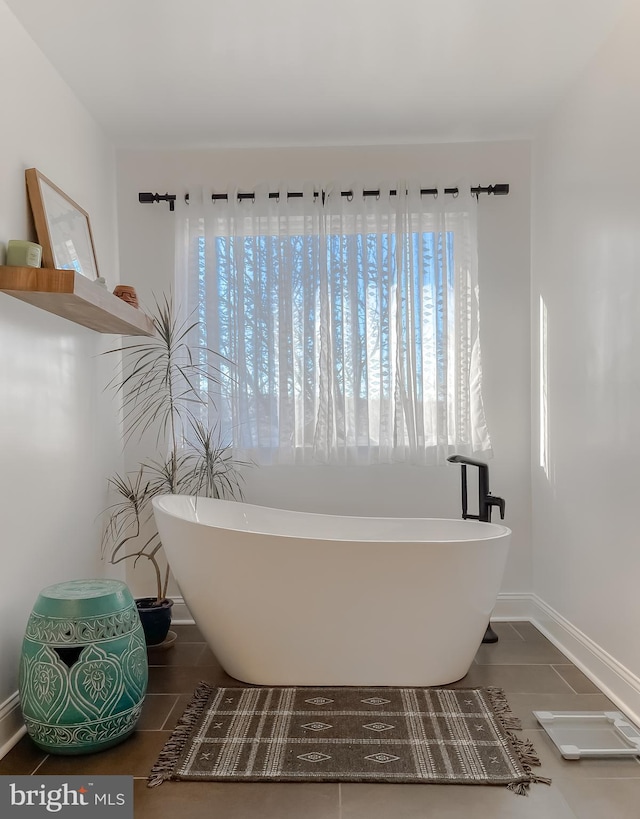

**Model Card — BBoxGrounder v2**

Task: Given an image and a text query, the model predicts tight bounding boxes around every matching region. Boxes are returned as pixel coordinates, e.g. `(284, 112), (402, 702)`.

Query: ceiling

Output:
(5, 0), (630, 149)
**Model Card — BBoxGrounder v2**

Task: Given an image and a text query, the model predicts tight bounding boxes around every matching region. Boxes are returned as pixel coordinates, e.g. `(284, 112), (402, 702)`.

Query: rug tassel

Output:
(508, 733), (552, 794)
(485, 687), (552, 796)
(485, 686), (523, 731)
(147, 680), (215, 787)
(507, 781), (530, 796)
(507, 732), (543, 767)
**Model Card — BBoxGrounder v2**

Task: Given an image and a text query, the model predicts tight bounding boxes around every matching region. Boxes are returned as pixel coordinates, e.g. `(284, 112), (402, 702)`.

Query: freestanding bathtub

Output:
(152, 495), (511, 686)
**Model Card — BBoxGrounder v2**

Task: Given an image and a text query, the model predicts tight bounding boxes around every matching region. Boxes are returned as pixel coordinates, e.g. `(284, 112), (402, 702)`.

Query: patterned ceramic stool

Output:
(19, 579), (148, 755)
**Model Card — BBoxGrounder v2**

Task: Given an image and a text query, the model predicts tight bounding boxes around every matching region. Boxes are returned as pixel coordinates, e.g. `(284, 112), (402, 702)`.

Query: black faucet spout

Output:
(446, 454), (490, 470)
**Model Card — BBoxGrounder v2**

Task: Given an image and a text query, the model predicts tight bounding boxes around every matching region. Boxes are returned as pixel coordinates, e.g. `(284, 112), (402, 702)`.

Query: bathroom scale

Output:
(533, 710), (640, 760)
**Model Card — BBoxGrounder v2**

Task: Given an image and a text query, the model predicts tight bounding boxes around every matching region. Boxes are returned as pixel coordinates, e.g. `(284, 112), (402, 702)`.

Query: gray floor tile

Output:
(340, 781), (577, 818)
(134, 780), (340, 819)
(512, 622), (551, 642)
(196, 646), (218, 666)
(556, 777), (640, 819)
(137, 694), (180, 730)
(529, 728), (640, 781)
(146, 663), (239, 694)
(147, 641), (207, 668)
(447, 663), (576, 694)
(552, 664), (604, 694)
(171, 624), (205, 642)
(36, 731), (171, 778)
(475, 638), (571, 666)
(0, 735), (47, 775)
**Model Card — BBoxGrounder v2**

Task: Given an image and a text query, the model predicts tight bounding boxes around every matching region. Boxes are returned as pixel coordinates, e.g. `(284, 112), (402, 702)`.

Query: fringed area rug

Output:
(148, 683), (551, 795)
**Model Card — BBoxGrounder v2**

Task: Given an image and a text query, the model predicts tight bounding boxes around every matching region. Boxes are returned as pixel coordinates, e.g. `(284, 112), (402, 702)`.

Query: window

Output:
(175, 184), (491, 465)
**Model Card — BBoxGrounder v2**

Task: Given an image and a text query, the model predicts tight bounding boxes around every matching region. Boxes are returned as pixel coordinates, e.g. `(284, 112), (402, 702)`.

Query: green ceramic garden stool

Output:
(19, 579), (148, 755)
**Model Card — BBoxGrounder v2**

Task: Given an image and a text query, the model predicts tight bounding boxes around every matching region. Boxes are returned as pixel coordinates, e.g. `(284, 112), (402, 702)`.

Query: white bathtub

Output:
(152, 495), (511, 686)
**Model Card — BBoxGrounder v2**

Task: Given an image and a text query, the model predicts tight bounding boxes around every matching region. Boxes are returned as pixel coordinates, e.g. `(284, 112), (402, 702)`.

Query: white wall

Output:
(116, 140), (532, 597)
(0, 0), (121, 750)
(531, 3), (640, 677)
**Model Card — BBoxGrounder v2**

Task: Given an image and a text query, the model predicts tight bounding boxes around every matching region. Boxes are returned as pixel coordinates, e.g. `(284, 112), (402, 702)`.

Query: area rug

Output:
(148, 683), (551, 795)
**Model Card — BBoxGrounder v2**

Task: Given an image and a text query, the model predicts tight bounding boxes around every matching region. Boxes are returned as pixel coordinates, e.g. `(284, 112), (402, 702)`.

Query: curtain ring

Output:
(346, 191), (354, 202)
(184, 193), (190, 205)
(452, 190), (459, 199)
(433, 190), (438, 200)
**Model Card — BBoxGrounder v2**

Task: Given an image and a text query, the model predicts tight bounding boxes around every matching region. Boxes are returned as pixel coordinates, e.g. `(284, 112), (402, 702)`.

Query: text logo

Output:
(1, 776), (133, 817)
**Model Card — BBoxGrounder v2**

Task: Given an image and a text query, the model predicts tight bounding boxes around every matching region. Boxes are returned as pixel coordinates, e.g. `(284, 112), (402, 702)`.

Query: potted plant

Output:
(101, 294), (246, 646)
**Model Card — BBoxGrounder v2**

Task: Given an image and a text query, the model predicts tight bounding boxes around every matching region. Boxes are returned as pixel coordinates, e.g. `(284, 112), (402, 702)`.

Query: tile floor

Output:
(3, 621), (640, 818)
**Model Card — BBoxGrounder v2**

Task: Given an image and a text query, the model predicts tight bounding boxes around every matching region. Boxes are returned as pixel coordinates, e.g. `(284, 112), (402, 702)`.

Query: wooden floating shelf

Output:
(0, 266), (155, 336)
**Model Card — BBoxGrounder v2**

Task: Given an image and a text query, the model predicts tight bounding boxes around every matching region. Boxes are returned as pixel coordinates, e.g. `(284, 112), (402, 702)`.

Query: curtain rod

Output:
(139, 184), (509, 211)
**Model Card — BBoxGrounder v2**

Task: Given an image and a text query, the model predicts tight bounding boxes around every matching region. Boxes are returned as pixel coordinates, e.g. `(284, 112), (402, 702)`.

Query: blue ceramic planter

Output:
(136, 597), (173, 646)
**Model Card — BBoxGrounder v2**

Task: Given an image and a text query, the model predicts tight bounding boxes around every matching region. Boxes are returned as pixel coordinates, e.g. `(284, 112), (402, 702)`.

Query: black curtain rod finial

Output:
(484, 184), (509, 195)
(138, 192), (177, 211)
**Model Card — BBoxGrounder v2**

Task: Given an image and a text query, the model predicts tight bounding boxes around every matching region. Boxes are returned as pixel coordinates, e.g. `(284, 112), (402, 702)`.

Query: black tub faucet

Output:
(446, 455), (505, 523)
(447, 454), (506, 645)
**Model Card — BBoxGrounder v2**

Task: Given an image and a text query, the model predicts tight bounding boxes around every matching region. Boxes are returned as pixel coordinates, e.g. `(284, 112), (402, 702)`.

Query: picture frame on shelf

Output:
(25, 167), (100, 280)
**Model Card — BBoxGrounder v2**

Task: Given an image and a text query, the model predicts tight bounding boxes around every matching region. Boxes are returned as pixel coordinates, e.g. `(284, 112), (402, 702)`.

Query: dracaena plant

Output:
(101, 294), (246, 604)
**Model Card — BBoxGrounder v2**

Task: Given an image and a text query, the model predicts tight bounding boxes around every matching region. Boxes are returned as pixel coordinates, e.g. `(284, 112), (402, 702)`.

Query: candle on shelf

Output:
(6, 240), (42, 267)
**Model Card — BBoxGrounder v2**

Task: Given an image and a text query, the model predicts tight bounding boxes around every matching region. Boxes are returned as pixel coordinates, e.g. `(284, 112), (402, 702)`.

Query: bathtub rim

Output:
(152, 494), (512, 544)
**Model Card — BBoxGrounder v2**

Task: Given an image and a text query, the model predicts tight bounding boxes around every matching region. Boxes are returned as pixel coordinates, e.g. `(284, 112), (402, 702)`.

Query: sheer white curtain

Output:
(174, 183), (492, 465)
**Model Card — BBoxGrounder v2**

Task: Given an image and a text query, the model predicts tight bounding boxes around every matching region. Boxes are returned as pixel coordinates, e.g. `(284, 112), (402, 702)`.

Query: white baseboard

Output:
(493, 591), (640, 727)
(527, 594), (640, 728)
(4, 593), (640, 759)
(0, 692), (25, 760)
(492, 592), (535, 621)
